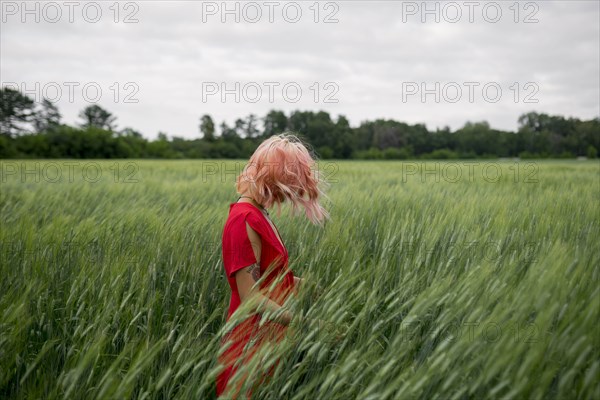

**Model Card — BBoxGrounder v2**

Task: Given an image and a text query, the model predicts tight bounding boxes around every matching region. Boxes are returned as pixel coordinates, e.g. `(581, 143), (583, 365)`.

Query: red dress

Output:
(217, 202), (296, 398)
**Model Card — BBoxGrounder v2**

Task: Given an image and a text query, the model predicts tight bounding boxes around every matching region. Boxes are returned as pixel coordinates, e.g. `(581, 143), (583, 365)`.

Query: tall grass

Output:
(0, 159), (598, 399)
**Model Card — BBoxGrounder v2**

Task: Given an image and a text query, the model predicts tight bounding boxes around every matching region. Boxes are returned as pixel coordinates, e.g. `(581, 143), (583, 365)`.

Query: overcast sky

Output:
(1, 0), (599, 139)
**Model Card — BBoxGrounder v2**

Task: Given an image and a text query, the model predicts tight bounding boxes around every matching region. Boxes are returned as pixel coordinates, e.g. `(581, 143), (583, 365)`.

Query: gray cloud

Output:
(1, 0), (598, 139)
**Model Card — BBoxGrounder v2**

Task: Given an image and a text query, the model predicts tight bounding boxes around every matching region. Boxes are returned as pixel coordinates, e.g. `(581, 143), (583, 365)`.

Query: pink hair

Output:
(235, 132), (331, 226)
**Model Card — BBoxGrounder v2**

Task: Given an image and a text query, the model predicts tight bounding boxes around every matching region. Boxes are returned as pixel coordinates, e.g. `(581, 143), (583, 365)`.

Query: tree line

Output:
(1, 87), (598, 159)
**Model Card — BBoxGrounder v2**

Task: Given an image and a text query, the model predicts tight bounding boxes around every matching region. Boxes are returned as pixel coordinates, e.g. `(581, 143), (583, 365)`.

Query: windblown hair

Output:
(235, 132), (331, 226)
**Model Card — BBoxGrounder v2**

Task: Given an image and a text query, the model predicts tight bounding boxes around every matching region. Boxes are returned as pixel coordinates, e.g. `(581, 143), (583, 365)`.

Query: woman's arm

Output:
(235, 262), (293, 325)
(234, 222), (293, 325)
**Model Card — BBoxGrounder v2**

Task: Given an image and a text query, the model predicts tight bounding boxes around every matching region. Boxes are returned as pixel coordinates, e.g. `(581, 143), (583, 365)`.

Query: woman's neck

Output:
(237, 194), (268, 214)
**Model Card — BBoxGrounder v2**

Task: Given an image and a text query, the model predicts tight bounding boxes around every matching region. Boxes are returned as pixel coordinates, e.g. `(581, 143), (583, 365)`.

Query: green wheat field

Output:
(1, 159), (599, 399)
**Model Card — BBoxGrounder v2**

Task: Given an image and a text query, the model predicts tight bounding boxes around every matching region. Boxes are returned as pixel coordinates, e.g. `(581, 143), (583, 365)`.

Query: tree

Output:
(243, 114), (259, 138)
(200, 114), (215, 141)
(234, 118), (245, 137)
(220, 121), (238, 140)
(79, 104), (117, 131)
(1, 104), (597, 160)
(157, 131), (168, 141)
(262, 110), (288, 137)
(331, 115), (355, 158)
(518, 112), (548, 133)
(0, 87), (35, 137)
(119, 127), (143, 138)
(373, 124), (401, 150)
(454, 121), (500, 156)
(33, 98), (61, 133)
(287, 110), (335, 149)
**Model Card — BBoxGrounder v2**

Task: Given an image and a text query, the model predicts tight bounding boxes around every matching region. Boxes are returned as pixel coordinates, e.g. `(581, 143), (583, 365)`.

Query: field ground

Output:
(0, 159), (599, 399)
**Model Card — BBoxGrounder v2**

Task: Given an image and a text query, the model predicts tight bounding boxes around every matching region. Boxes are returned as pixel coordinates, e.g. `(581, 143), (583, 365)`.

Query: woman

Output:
(216, 133), (330, 398)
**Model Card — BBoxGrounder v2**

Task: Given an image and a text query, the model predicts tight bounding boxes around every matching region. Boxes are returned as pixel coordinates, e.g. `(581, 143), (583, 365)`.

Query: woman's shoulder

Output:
(225, 203), (267, 234)
(228, 202), (265, 219)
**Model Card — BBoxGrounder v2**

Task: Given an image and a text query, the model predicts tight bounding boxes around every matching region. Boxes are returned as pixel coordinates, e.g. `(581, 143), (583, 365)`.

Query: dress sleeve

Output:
(222, 213), (259, 278)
